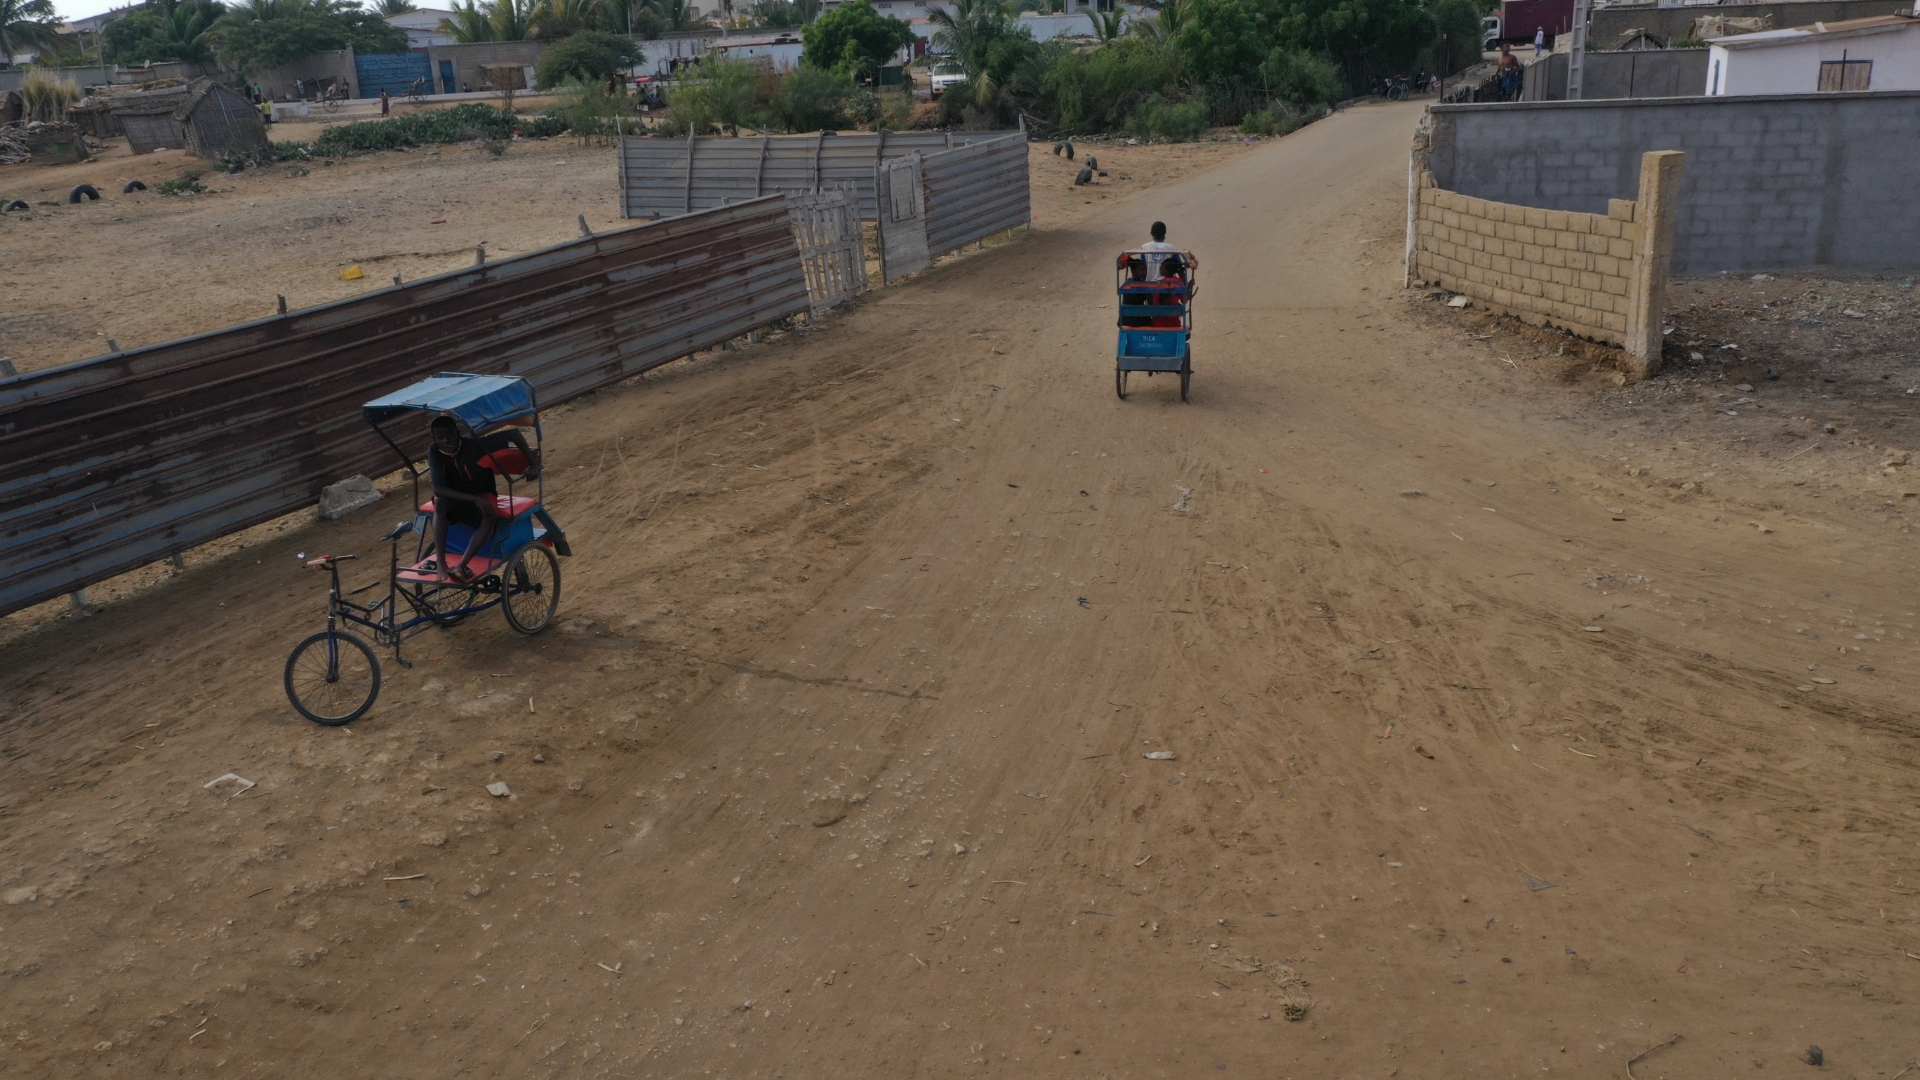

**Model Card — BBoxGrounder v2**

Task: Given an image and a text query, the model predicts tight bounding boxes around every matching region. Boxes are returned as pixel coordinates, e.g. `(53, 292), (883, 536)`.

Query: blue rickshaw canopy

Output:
(362, 373), (538, 434)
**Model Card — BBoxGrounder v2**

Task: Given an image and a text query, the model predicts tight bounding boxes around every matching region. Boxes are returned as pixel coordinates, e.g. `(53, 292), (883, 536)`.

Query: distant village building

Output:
(1706, 15), (1920, 95)
(385, 8), (458, 50)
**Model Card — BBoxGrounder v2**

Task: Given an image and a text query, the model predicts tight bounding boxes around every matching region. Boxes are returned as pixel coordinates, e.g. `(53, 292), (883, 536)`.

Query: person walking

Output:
(1497, 44), (1523, 100)
(380, 89), (391, 117)
(1533, 27), (1545, 56)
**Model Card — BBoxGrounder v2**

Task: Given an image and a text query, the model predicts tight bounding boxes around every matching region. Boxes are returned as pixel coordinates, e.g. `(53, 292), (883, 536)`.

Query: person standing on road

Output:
(1533, 27), (1545, 56)
(379, 89), (390, 117)
(1497, 44), (1523, 100)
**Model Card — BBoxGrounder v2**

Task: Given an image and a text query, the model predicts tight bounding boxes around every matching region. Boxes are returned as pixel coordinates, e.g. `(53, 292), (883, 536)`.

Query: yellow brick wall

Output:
(1411, 172), (1641, 345)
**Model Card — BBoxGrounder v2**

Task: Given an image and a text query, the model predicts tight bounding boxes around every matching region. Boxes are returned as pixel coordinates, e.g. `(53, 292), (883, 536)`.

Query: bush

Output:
(535, 30), (645, 90)
(1040, 38), (1180, 135)
(547, 82), (637, 144)
(1259, 48), (1343, 105)
(1239, 102), (1323, 137)
(19, 70), (80, 123)
(669, 58), (762, 135)
(763, 66), (856, 132)
(1671, 36), (1706, 48)
(308, 103), (525, 155)
(1128, 95), (1208, 142)
(157, 170), (206, 196)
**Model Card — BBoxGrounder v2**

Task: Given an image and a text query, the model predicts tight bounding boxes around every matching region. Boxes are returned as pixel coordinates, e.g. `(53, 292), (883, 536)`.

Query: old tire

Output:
(122, 180), (147, 193)
(1, 200), (28, 212)
(68, 184), (100, 203)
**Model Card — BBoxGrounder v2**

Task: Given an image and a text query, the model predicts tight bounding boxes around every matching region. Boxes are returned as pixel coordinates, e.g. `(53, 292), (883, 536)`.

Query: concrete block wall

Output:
(1590, 0), (1912, 46)
(1413, 175), (1639, 342)
(1426, 92), (1920, 274)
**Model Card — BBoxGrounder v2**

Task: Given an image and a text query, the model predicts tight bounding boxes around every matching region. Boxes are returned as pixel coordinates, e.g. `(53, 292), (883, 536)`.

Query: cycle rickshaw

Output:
(284, 373), (572, 725)
(1115, 249), (1198, 402)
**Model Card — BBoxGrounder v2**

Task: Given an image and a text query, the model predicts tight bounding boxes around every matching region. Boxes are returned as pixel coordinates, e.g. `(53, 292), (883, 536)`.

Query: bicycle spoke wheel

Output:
(501, 544), (561, 635)
(1115, 369), (1128, 399)
(408, 579), (477, 625)
(284, 630), (381, 726)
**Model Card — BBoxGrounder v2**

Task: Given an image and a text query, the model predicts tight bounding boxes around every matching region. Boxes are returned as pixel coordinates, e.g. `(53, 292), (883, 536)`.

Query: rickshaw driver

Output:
(427, 414), (541, 583)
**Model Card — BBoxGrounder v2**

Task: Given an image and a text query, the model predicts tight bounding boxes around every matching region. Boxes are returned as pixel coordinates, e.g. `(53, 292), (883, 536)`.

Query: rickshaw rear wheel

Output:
(502, 543), (562, 635)
(1180, 348), (1192, 403)
(1115, 368), (1128, 400)
(285, 630), (381, 726)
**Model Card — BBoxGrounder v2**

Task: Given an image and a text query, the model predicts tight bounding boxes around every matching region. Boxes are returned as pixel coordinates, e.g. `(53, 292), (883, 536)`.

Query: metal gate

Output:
(875, 154), (930, 283)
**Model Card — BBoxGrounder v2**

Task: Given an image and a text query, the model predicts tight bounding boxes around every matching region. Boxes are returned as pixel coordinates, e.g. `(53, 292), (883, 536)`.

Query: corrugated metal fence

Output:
(0, 199), (808, 618)
(617, 129), (1020, 220)
(921, 133), (1032, 261)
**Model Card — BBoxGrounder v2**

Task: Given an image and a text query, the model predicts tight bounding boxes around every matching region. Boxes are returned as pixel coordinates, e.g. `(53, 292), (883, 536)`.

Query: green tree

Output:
(371, 0), (415, 13)
(672, 55), (760, 133)
(1258, 44), (1340, 101)
(0, 0), (64, 67)
(801, 0), (913, 80)
(437, 0), (535, 41)
(534, 27), (642, 85)
(1424, 0), (1479, 73)
(925, 0), (1035, 107)
(1175, 0), (1262, 87)
(1039, 35), (1178, 133)
(763, 64), (853, 129)
(1253, 0), (1431, 72)
(530, 0), (608, 39)
(102, 0), (227, 65)
(644, 0), (697, 30)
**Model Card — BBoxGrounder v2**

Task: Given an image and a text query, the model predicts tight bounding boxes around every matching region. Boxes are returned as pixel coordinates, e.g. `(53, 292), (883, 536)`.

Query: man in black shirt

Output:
(427, 414), (540, 582)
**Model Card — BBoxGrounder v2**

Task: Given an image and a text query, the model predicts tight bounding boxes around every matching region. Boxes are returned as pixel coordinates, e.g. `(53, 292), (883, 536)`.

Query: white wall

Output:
(1710, 26), (1920, 94)
(708, 40), (806, 70)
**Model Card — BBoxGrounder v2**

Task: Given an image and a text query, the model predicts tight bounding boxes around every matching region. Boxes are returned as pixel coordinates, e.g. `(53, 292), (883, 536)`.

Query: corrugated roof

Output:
(1713, 13), (1919, 47)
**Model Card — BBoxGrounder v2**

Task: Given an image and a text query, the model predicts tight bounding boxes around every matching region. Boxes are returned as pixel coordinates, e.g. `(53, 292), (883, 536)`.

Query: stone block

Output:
(318, 475), (382, 521)
(1608, 199), (1636, 222)
(1609, 237), (1635, 259)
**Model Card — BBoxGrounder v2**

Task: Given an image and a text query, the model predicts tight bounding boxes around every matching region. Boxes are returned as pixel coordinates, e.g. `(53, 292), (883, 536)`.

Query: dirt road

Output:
(3, 102), (1917, 1078)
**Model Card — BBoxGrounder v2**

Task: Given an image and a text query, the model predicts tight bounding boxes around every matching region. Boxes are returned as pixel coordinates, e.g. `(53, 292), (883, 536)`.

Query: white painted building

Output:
(1706, 14), (1920, 95)
(386, 8), (459, 50)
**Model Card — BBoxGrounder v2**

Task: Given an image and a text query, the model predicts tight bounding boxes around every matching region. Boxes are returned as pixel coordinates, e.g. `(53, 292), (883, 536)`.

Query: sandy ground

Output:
(0, 131), (1250, 376)
(3, 102), (1919, 1078)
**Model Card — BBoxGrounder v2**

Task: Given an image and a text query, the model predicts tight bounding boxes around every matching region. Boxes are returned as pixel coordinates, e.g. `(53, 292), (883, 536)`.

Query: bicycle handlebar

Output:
(305, 554), (361, 568)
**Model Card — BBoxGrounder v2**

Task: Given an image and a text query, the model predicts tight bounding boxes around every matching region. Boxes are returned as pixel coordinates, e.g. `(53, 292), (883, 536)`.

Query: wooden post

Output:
(1624, 150), (1684, 381)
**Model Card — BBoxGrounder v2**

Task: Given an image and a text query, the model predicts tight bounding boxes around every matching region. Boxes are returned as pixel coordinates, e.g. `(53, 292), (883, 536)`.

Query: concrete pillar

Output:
(1624, 150), (1684, 382)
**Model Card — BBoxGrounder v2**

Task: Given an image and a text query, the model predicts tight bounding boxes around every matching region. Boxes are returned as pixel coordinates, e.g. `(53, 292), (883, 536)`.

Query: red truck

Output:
(1496, 0), (1576, 47)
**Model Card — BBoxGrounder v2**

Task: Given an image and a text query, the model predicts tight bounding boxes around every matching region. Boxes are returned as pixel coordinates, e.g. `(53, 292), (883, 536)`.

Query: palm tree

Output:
(372, 0), (417, 14)
(0, 0), (64, 68)
(439, 0), (495, 40)
(1087, 6), (1122, 43)
(1128, 0), (1183, 43)
(486, 0), (536, 39)
(645, 0), (694, 32)
(160, 0), (222, 65)
(529, 0), (607, 40)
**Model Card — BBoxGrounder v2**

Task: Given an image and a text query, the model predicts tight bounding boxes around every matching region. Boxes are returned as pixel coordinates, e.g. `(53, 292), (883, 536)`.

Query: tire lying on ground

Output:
(1074, 166), (1093, 186)
(69, 184), (100, 203)
(122, 180), (147, 193)
(1, 199), (28, 212)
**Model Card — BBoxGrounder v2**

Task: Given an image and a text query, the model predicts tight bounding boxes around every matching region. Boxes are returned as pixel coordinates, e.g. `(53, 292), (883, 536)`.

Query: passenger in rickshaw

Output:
(427, 413), (541, 583)
(1147, 255), (1188, 328)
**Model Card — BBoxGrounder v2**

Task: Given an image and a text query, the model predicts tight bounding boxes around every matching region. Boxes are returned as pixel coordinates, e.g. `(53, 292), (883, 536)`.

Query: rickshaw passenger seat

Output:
(419, 495), (539, 519)
(481, 447), (530, 475)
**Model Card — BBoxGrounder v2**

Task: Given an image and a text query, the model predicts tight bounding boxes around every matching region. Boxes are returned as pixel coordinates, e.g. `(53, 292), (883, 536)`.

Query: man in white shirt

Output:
(1142, 221), (1177, 278)
(1533, 28), (1544, 56)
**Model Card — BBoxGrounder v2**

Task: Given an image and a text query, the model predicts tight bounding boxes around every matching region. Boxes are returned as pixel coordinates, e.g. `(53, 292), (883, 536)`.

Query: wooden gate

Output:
(786, 186), (867, 312)
(875, 154), (930, 283)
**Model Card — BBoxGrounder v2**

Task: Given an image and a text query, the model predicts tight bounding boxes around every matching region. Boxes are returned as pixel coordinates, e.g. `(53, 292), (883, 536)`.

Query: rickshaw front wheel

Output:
(285, 630), (382, 726)
(1180, 348), (1192, 403)
(502, 543), (562, 635)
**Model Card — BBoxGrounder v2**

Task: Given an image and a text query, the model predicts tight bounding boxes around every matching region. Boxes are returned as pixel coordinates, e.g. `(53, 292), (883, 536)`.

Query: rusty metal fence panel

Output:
(618, 129), (1019, 221)
(786, 186), (866, 311)
(921, 133), (1031, 259)
(0, 198), (807, 618)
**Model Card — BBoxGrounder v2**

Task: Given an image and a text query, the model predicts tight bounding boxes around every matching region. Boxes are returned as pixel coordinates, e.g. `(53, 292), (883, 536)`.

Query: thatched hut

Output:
(177, 80), (269, 159)
(67, 94), (124, 138)
(109, 83), (191, 154)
